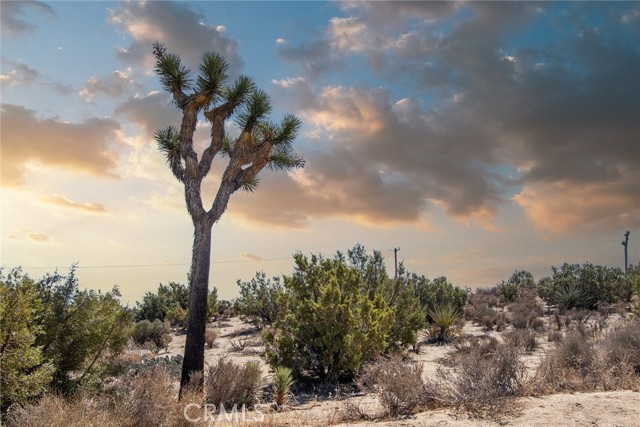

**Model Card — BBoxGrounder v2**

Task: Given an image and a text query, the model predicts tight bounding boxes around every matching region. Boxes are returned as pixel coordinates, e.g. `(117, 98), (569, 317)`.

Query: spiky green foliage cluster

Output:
(272, 366), (293, 407)
(152, 41), (303, 191)
(427, 303), (463, 342)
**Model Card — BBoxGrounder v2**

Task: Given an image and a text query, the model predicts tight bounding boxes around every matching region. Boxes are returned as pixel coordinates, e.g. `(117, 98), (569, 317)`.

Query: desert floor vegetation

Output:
(3, 257), (640, 426)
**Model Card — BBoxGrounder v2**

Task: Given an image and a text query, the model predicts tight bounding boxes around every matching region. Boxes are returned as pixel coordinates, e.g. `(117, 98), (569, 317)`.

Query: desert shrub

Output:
(236, 272), (284, 329)
(450, 335), (500, 362)
(547, 330), (563, 343)
(265, 252), (393, 382)
(497, 270), (535, 303)
(433, 341), (525, 418)
(136, 282), (189, 328)
(414, 275), (467, 322)
(507, 288), (544, 330)
(7, 367), (192, 427)
(533, 331), (601, 393)
(205, 329), (218, 349)
(358, 356), (428, 417)
(128, 354), (183, 379)
(205, 358), (262, 409)
(538, 263), (628, 310)
(347, 245), (426, 350)
(381, 274), (426, 350)
(0, 269), (54, 412)
(464, 288), (507, 330)
(504, 329), (538, 353)
(207, 287), (218, 322)
(427, 303), (463, 343)
(272, 367), (293, 408)
(1, 267), (131, 402)
(533, 320), (640, 394)
(604, 319), (640, 372)
(131, 319), (172, 352)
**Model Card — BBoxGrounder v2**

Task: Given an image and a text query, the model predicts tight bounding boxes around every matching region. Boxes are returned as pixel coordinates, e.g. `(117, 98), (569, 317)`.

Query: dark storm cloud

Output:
(108, 1), (243, 77)
(0, 0), (54, 37)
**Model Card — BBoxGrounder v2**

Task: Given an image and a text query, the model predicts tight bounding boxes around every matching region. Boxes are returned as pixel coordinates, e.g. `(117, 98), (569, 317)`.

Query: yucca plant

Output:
(273, 366), (293, 408)
(427, 303), (463, 342)
(553, 284), (593, 310)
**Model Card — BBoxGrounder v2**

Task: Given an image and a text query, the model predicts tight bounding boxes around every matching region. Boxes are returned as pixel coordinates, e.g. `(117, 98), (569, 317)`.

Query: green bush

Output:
(414, 275), (467, 322)
(1, 267), (131, 407)
(538, 263), (627, 310)
(264, 251), (394, 382)
(236, 272), (284, 328)
(132, 319), (173, 352)
(35, 268), (132, 393)
(0, 269), (54, 412)
(346, 245), (425, 349)
(136, 281), (189, 327)
(497, 270), (535, 303)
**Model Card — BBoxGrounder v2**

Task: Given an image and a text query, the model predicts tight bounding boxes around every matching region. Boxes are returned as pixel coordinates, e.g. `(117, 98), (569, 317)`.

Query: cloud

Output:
(513, 174), (640, 234)
(239, 253), (264, 262)
(0, 62), (39, 85)
(79, 69), (138, 102)
(1, 0), (55, 37)
(116, 91), (182, 140)
(268, 2), (639, 233)
(0, 61), (73, 94)
(0, 104), (120, 187)
(28, 232), (50, 242)
(108, 1), (243, 76)
(40, 194), (109, 213)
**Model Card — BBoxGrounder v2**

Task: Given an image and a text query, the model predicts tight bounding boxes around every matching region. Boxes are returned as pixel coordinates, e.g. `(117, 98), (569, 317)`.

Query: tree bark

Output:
(179, 217), (213, 396)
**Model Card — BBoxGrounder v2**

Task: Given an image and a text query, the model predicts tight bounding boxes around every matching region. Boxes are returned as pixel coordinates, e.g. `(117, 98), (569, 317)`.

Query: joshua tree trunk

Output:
(180, 218), (213, 394)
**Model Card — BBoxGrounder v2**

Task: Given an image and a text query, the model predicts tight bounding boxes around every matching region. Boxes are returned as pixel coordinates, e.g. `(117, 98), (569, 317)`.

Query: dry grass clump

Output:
(7, 368), (195, 427)
(503, 329), (539, 353)
(358, 356), (430, 417)
(603, 319), (640, 371)
(532, 324), (640, 394)
(431, 341), (526, 419)
(464, 288), (508, 331)
(205, 358), (262, 409)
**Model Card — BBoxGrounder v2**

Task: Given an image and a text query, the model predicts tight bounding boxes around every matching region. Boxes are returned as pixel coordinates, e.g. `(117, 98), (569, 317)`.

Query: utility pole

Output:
(622, 231), (630, 274)
(394, 247), (400, 279)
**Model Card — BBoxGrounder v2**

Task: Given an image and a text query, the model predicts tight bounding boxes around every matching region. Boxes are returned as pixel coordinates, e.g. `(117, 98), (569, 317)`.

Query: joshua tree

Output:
(152, 42), (303, 396)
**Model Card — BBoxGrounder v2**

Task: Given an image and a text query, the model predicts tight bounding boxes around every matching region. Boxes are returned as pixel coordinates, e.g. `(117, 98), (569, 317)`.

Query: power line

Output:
(2, 257), (292, 270)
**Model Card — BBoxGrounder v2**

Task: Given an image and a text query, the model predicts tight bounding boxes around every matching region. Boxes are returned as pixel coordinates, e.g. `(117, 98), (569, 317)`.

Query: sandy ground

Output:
(157, 316), (639, 427)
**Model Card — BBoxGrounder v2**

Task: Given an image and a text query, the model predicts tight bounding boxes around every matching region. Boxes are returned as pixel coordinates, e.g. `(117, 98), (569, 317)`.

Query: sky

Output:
(1, 0), (639, 305)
